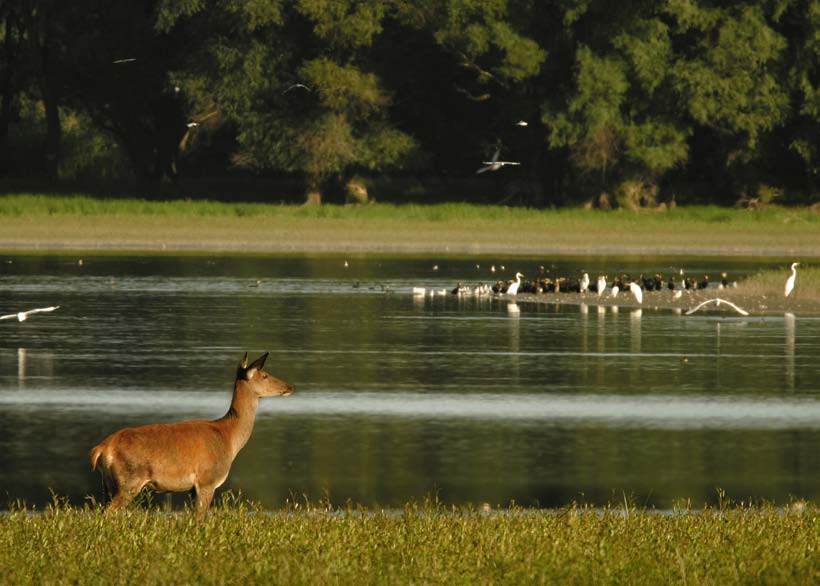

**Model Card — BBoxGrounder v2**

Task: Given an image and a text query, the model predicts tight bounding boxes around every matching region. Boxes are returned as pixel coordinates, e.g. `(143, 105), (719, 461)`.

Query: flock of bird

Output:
(0, 263), (802, 324)
(413, 262), (802, 309)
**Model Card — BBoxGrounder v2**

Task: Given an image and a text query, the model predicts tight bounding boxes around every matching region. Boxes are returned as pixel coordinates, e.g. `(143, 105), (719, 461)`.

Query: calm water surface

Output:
(0, 253), (818, 509)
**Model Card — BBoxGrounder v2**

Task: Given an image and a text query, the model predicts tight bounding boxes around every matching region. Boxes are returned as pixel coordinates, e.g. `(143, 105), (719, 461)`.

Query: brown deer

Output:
(89, 352), (293, 517)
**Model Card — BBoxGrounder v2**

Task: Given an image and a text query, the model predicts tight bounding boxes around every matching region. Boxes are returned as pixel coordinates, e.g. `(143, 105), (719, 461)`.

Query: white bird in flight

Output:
(0, 306), (60, 322)
(283, 83), (311, 94)
(685, 298), (749, 317)
(476, 148), (521, 174)
(785, 262), (799, 298)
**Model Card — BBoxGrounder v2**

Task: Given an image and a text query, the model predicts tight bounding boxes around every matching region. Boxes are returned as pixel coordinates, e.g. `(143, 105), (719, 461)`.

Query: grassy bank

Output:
(0, 500), (816, 585)
(1, 194), (820, 255)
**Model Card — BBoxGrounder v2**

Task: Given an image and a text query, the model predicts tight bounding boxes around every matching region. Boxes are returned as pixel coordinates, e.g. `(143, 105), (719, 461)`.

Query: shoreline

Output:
(2, 239), (820, 257)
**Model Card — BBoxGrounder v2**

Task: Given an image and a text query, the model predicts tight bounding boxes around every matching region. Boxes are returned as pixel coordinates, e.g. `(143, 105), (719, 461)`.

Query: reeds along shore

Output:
(0, 499), (817, 585)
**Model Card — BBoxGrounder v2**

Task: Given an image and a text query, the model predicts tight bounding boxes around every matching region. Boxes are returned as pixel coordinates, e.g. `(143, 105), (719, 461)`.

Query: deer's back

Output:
(99, 420), (234, 489)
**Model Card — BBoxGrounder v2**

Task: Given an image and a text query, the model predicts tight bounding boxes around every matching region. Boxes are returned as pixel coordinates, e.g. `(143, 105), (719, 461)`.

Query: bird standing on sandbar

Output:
(785, 262), (799, 298)
(628, 282), (643, 305)
(506, 272), (524, 296)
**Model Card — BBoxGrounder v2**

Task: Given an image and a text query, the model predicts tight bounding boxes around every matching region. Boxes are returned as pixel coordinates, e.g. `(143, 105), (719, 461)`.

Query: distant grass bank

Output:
(1, 194), (820, 256)
(0, 502), (816, 585)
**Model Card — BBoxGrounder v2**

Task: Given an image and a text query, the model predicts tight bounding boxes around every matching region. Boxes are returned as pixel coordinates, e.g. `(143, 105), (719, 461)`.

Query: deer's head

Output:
(237, 352), (293, 397)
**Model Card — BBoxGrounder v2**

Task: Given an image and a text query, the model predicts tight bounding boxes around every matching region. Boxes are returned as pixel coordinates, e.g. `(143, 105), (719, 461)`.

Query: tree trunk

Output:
(304, 189), (322, 205)
(303, 175), (322, 205)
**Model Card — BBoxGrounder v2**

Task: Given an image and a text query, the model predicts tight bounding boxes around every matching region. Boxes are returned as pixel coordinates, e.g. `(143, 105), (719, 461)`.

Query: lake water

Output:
(0, 253), (818, 509)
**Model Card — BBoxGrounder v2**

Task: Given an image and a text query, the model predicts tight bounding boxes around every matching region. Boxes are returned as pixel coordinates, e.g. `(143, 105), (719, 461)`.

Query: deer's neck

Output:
(218, 381), (260, 458)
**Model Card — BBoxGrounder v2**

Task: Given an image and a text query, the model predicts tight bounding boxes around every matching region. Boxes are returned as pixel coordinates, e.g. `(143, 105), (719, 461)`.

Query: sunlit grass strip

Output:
(0, 499), (817, 585)
(2, 194), (820, 256)
(1, 193), (820, 224)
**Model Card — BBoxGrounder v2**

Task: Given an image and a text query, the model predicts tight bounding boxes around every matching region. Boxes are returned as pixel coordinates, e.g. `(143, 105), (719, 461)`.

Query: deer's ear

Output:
(248, 352), (269, 371)
(242, 352), (269, 380)
(236, 353), (250, 380)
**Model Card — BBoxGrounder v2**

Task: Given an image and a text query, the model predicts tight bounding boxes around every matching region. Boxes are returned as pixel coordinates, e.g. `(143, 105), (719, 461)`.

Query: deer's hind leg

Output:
(106, 462), (149, 512)
(192, 481), (217, 520)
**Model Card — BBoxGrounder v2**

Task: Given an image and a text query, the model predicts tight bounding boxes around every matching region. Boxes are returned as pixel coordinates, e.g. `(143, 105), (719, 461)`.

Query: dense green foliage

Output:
(2, 1), (820, 205)
(0, 500), (817, 585)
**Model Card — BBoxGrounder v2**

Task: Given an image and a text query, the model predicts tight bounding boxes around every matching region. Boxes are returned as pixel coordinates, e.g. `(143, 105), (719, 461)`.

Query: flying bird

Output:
(283, 83), (312, 94)
(685, 298), (749, 317)
(476, 148), (521, 174)
(0, 306), (60, 322)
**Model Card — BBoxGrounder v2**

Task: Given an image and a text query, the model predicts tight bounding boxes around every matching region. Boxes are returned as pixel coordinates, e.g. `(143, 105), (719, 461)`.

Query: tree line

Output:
(1, 0), (819, 206)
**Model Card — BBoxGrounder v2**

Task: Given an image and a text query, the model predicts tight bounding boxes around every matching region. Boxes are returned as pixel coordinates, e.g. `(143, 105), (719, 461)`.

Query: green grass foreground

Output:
(1, 194), (820, 255)
(0, 501), (817, 585)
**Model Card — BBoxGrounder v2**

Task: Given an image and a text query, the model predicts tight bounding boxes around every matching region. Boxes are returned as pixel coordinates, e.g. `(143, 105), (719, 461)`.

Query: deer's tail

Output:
(89, 443), (107, 471)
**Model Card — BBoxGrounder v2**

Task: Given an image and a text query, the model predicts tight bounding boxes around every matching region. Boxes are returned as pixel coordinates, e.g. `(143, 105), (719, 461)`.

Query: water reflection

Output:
(0, 253), (819, 509)
(630, 308), (642, 354)
(785, 313), (795, 391)
(17, 347), (25, 384)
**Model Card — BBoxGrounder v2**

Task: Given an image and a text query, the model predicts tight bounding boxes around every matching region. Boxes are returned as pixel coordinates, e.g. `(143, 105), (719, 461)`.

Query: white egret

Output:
(685, 298), (749, 317)
(283, 83), (311, 94)
(506, 272), (524, 296)
(785, 262), (799, 297)
(596, 275), (606, 297)
(580, 272), (590, 293)
(0, 306), (60, 322)
(515, 120), (528, 127)
(412, 287), (426, 296)
(610, 285), (619, 298)
(476, 148), (521, 174)
(628, 282), (643, 305)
